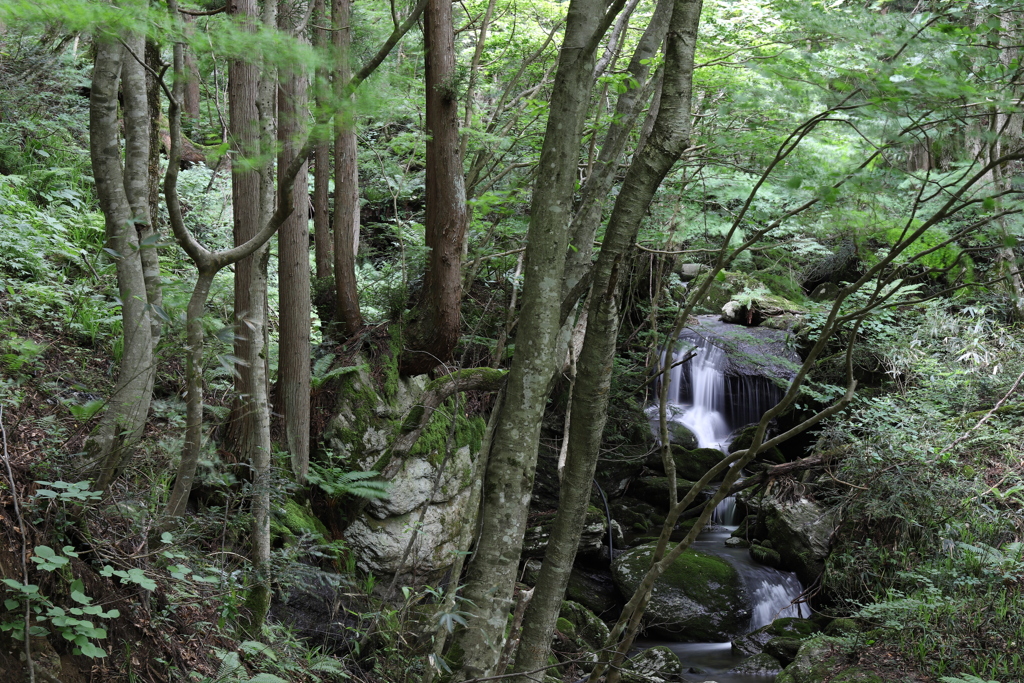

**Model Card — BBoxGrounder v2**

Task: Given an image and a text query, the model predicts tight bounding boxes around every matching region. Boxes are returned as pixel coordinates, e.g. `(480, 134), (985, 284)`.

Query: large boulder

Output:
(324, 357), (486, 584)
(611, 542), (748, 641)
(270, 566), (358, 652)
(627, 477), (702, 511)
(646, 446), (725, 481)
(759, 495), (835, 585)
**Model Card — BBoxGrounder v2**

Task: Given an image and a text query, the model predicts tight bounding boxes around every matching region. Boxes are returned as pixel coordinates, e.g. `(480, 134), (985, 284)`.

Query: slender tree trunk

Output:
(224, 0), (276, 637)
(512, 1), (701, 676)
(313, 0), (333, 281)
(450, 0), (616, 676)
(143, 38), (164, 345)
(332, 0), (363, 336)
(278, 13), (312, 483)
(86, 37), (156, 491)
(562, 0), (674, 299)
(399, 0), (468, 374)
(182, 13), (202, 121)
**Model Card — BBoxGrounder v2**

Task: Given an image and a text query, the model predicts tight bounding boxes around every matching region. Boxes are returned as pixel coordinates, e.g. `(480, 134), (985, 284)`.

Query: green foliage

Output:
(1, 547), (119, 658)
(307, 466), (390, 500)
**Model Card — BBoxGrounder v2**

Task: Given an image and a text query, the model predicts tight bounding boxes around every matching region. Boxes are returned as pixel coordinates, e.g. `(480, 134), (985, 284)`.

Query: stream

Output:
(643, 318), (804, 681)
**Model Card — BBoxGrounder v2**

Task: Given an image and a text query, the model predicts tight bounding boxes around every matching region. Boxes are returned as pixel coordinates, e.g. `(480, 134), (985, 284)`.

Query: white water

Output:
(653, 321), (805, 656)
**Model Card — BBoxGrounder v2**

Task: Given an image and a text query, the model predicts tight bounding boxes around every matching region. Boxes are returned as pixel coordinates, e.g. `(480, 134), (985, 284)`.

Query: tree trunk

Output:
(450, 0), (614, 676)
(313, 0), (333, 281)
(562, 0), (673, 301)
(86, 38), (157, 492)
(399, 0), (468, 374)
(182, 13), (202, 121)
(278, 19), (312, 483)
(224, 0), (276, 638)
(512, 1), (701, 676)
(332, 0), (363, 336)
(144, 38), (165, 345)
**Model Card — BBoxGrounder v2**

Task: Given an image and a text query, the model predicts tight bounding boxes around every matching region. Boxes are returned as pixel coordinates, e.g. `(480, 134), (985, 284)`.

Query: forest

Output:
(0, 0), (1022, 681)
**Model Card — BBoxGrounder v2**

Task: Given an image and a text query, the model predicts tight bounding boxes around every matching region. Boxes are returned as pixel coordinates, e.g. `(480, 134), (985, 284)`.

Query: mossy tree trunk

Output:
(511, 0), (702, 677)
(449, 0), (621, 676)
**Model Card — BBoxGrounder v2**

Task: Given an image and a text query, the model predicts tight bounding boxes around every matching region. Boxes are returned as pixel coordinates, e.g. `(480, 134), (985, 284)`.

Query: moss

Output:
(383, 325), (402, 401)
(555, 616), (576, 639)
(658, 548), (738, 595)
(874, 224), (974, 283)
(279, 499), (329, 539)
(409, 396), (486, 461)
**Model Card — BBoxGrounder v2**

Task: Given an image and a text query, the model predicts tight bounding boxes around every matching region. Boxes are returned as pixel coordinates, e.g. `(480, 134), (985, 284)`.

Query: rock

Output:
(611, 541), (748, 641)
(645, 446), (725, 481)
(620, 646), (683, 683)
(366, 446), (474, 519)
(729, 652), (782, 674)
(559, 600), (610, 652)
(761, 495), (835, 585)
(677, 263), (708, 281)
(628, 477), (701, 512)
(765, 637), (803, 666)
(270, 566), (356, 652)
(725, 536), (749, 548)
(523, 506), (607, 557)
(728, 423), (787, 464)
(825, 617), (860, 637)
(750, 544), (782, 569)
(774, 637), (846, 683)
(731, 617), (820, 657)
(679, 317), (802, 383)
(343, 484), (473, 582)
(668, 422), (699, 449)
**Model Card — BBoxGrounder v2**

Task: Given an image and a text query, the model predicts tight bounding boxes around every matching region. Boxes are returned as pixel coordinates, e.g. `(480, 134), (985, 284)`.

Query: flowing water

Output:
(643, 318), (804, 681)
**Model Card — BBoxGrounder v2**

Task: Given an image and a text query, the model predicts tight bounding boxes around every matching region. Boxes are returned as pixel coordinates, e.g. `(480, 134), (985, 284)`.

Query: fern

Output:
(307, 466), (390, 499)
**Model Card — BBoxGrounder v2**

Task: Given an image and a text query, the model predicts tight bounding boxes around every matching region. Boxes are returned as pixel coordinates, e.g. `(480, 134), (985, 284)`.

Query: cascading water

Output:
(643, 317), (805, 681)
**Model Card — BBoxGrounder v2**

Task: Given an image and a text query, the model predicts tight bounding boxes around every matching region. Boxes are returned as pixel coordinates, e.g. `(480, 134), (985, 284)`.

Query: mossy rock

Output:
(824, 617), (860, 637)
(765, 636), (804, 666)
(620, 645), (682, 683)
(769, 617), (819, 638)
(730, 652), (782, 674)
(732, 618), (819, 658)
(611, 541), (748, 641)
(648, 446), (725, 481)
(690, 270), (767, 315)
(554, 616), (577, 640)
(728, 424), (787, 464)
(276, 499), (329, 541)
(628, 477), (701, 511)
(775, 637), (846, 683)
(559, 600), (610, 652)
(668, 422), (698, 449)
(750, 544), (782, 569)
(831, 667), (884, 683)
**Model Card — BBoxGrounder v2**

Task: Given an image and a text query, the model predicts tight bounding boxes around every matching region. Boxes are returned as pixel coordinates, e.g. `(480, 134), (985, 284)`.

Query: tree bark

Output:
(86, 37), (157, 492)
(278, 14), (312, 483)
(313, 0), (333, 281)
(512, 2), (701, 675)
(399, 0), (468, 374)
(562, 0), (674, 301)
(223, 0), (276, 637)
(332, 0), (363, 336)
(182, 13), (202, 121)
(450, 0), (619, 676)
